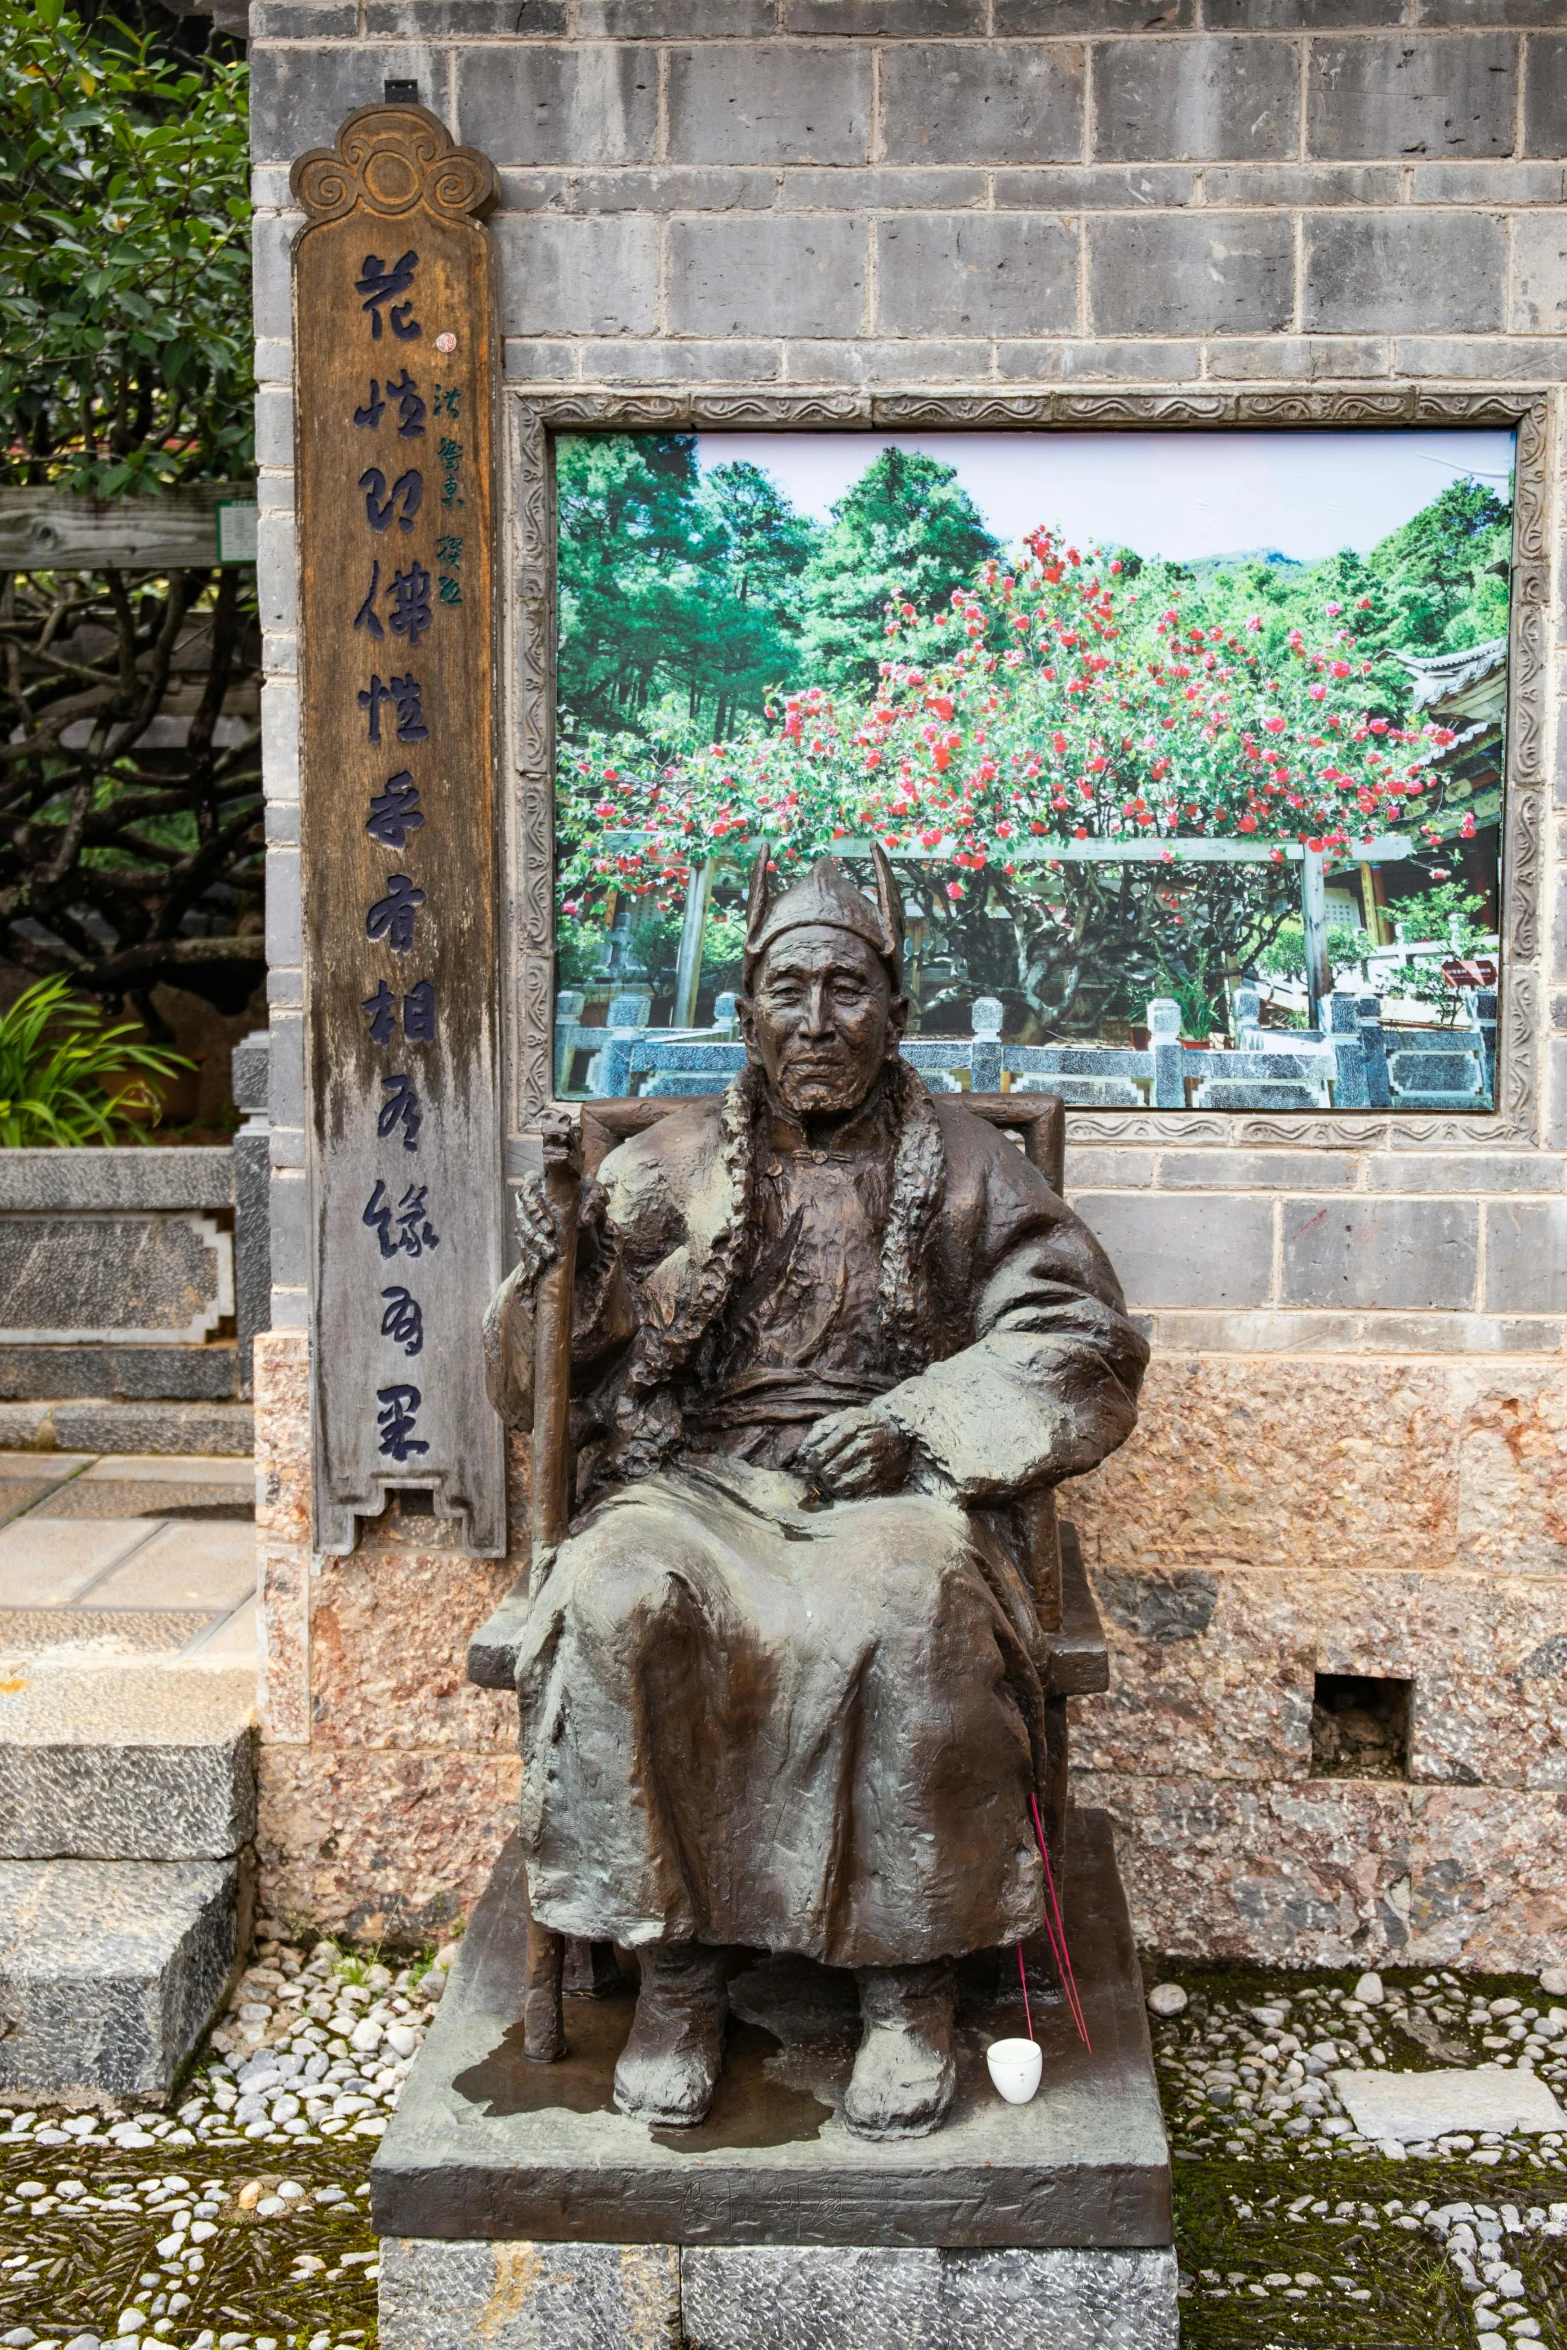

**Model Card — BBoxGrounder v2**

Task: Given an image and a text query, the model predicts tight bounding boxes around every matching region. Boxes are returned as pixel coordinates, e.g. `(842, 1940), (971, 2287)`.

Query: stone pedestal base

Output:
(378, 2235), (1179, 2350)
(374, 1807), (1173, 2348)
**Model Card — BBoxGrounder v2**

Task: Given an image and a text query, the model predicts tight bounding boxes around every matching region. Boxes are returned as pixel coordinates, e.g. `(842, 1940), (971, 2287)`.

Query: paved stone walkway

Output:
(0, 1456), (255, 1670)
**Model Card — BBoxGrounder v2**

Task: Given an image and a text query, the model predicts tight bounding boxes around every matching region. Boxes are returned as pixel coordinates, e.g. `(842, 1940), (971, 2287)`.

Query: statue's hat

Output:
(742, 844), (904, 991)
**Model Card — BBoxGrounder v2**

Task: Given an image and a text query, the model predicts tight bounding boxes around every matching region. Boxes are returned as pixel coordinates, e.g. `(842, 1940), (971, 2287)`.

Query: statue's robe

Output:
(486, 1076), (1146, 1972)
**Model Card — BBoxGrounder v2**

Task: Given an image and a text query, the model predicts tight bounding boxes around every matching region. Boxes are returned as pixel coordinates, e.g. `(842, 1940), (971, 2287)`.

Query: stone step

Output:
(0, 1459), (259, 1668)
(0, 1637), (257, 2102)
(0, 1852), (250, 2102)
(0, 1400), (253, 1455)
(0, 1659), (257, 1861)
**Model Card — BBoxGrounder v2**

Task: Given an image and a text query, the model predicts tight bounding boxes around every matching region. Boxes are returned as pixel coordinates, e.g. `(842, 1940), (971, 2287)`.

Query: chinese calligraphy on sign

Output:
(355, 250), (422, 339)
(291, 102), (502, 1554)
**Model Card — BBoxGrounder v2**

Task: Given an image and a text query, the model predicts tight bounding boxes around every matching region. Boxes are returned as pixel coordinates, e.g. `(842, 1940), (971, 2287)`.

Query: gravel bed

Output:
(13, 1935), (1567, 2347)
(0, 1926), (458, 2349)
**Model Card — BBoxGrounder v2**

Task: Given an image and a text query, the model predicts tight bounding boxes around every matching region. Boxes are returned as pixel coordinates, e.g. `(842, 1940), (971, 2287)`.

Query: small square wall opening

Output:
(1311, 1673), (1412, 1780)
(385, 78), (420, 104)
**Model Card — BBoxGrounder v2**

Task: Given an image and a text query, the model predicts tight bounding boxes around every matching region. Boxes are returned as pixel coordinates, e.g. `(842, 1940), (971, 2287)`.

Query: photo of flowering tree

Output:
(553, 429), (1512, 1114)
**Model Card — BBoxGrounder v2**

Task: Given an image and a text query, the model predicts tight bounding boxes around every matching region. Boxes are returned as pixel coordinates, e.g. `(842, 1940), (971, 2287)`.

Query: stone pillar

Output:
(231, 1026), (271, 1401)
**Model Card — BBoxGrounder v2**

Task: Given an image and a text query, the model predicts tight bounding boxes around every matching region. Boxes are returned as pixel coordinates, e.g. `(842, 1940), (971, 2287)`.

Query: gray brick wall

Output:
(251, 0), (1567, 1353)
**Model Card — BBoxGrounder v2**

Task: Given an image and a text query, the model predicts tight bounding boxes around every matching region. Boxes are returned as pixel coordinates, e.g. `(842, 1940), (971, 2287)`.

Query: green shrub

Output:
(0, 973), (191, 1144)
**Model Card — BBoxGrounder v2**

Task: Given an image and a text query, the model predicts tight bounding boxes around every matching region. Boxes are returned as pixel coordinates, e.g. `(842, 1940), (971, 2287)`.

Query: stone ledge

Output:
(0, 1147), (233, 1212)
(0, 1343), (239, 1403)
(377, 2236), (1180, 2350)
(0, 1400), (255, 1455)
(0, 1660), (257, 1862)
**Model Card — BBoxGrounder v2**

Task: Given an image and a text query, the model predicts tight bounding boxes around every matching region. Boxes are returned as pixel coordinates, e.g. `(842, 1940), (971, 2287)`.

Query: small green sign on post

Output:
(215, 497), (258, 564)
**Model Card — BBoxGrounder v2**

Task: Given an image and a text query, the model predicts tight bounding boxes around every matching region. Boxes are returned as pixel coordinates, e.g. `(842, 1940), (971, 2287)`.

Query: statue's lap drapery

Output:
(516, 1454), (1046, 1970)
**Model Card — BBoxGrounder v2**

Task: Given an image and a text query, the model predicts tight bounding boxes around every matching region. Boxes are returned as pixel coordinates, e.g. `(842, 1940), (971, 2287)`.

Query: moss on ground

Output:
(10, 1952), (1567, 2345)
(0, 2136), (380, 2348)
(1156, 1959), (1567, 2350)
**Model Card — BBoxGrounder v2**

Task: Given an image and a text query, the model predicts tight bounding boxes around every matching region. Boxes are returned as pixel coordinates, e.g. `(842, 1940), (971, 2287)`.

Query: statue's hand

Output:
(512, 1171), (560, 1290)
(797, 1404), (912, 1501)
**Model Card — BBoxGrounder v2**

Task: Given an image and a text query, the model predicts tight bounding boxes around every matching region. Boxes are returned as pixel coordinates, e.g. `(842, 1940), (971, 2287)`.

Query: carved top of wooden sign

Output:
(290, 103), (499, 228)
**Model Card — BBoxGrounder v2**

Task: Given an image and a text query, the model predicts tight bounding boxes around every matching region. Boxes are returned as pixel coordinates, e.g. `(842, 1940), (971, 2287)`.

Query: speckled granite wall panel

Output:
(1406, 1788), (1567, 1968)
(307, 1545), (518, 1754)
(1453, 1365), (1567, 1575)
(253, 1325), (1567, 1960)
(1080, 1773), (1419, 1968)
(1081, 1772), (1567, 1972)
(254, 1339), (525, 1935)
(1073, 1563), (1567, 1790)
(259, 1540), (310, 1745)
(1064, 1354), (1464, 1575)
(253, 1327), (310, 1546)
(257, 1744), (520, 1943)
(1073, 1562), (1316, 1785)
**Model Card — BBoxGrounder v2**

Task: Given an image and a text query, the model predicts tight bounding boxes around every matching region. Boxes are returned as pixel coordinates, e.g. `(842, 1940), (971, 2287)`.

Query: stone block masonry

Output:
(251, 0), (1567, 1971)
(377, 2239), (1181, 2350)
(0, 1655), (258, 2099)
(251, 20), (1567, 398)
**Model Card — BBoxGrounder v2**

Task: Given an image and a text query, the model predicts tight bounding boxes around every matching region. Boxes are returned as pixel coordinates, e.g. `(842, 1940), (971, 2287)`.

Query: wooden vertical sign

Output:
(291, 107), (505, 1554)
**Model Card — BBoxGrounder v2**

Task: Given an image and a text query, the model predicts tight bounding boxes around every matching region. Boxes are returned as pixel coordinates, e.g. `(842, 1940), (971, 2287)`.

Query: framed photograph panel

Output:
(506, 392), (1547, 1150)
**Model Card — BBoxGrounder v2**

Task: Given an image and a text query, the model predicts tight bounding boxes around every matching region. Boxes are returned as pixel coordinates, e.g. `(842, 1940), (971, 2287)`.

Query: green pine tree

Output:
(687, 460), (819, 739)
(555, 432), (716, 734)
(1368, 474), (1511, 655)
(800, 447), (1001, 693)
(556, 437), (819, 746)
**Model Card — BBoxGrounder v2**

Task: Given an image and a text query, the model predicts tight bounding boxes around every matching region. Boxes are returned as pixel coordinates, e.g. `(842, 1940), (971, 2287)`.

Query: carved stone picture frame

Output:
(504, 387), (1548, 1156)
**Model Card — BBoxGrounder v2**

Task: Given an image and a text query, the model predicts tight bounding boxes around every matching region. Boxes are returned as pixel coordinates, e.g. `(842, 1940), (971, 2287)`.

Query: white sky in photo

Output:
(694, 429), (1516, 565)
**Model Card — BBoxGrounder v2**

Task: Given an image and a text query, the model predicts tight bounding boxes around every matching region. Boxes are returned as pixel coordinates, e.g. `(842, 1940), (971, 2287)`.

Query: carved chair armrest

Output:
(1044, 1521), (1109, 1697)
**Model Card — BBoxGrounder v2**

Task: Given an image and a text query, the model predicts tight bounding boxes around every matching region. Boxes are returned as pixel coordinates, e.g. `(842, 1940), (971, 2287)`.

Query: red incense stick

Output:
(1030, 1792), (1091, 2052)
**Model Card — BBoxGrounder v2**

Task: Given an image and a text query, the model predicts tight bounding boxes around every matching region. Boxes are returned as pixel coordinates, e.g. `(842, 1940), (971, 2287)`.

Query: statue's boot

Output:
(844, 1959), (957, 2138)
(612, 1941), (728, 2127)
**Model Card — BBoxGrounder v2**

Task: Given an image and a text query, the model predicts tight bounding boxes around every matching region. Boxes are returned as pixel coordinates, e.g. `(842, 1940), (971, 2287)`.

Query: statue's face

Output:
(741, 926), (907, 1118)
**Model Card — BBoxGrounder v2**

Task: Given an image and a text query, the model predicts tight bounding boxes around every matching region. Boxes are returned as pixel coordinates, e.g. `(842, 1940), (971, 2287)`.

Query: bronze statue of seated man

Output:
(484, 848), (1145, 2139)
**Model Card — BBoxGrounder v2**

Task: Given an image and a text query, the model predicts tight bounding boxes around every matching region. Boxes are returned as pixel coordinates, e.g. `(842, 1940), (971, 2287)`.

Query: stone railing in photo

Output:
(555, 988), (1496, 1117)
(558, 987), (742, 1098)
(0, 1030), (271, 1453)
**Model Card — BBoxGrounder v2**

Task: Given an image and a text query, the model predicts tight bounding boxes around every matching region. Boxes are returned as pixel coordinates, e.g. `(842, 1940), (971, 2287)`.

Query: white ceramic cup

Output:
(986, 2037), (1043, 2105)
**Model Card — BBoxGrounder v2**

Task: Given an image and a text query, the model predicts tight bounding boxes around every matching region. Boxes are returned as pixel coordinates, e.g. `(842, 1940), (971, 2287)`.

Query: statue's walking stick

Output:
(531, 1109), (581, 1593)
(521, 1110), (580, 2064)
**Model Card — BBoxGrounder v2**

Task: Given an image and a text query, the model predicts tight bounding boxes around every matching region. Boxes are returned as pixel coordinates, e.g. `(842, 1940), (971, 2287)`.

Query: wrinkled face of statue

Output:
(741, 926), (908, 1118)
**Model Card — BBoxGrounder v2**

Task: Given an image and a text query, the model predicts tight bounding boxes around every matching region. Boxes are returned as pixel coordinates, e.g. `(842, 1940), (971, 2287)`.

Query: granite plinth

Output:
(372, 1808), (1171, 2251)
(378, 2237), (1179, 2350)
